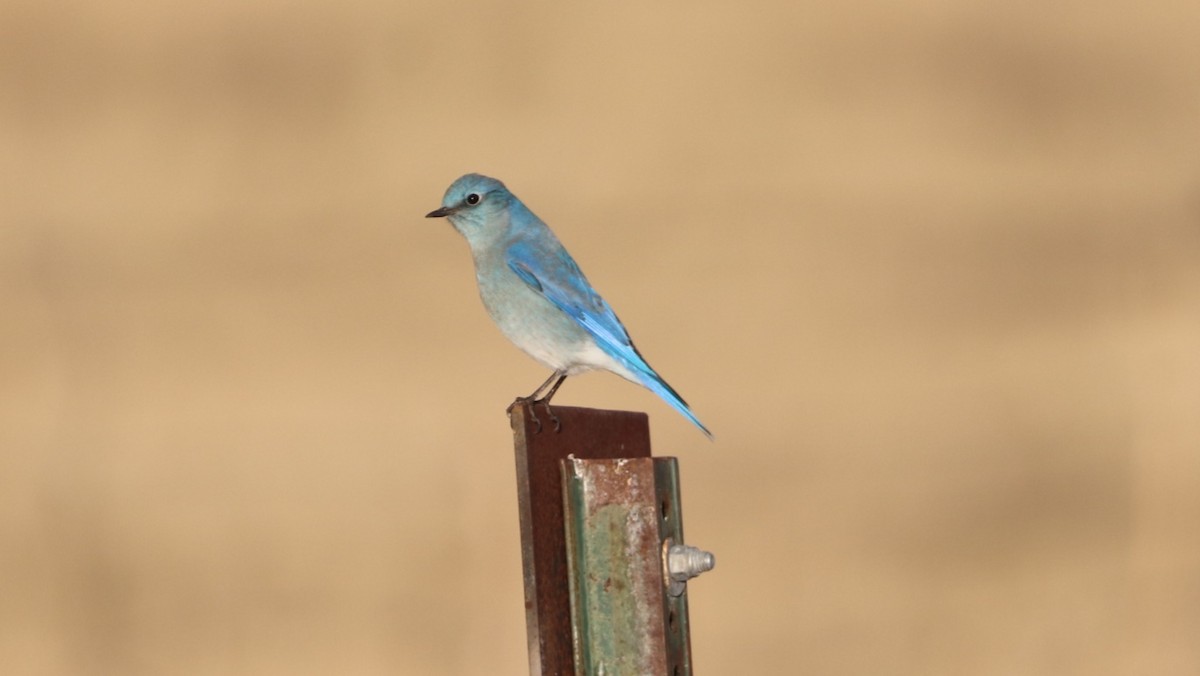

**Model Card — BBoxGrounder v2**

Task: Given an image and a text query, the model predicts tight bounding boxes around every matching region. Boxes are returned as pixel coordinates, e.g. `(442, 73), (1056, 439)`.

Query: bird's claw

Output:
(542, 401), (561, 433)
(508, 396), (539, 432)
(507, 396), (561, 434)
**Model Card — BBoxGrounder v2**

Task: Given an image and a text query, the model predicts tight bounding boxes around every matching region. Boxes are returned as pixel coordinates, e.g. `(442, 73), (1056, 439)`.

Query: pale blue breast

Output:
(472, 247), (606, 375)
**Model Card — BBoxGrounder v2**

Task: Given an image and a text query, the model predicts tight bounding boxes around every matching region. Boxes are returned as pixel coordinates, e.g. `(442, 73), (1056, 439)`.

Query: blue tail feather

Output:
(635, 368), (714, 439)
(607, 345), (712, 439)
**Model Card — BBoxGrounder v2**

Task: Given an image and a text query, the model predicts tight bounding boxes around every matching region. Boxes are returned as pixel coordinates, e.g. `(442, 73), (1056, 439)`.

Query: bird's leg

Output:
(529, 370), (564, 401)
(507, 370), (566, 433)
(537, 374), (567, 433)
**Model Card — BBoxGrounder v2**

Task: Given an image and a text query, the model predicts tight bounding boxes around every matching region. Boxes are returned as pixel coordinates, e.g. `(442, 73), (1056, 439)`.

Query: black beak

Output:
(426, 207), (452, 218)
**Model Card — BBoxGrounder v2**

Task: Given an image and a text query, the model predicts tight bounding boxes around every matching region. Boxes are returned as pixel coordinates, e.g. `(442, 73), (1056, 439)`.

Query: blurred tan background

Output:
(3, 1), (1199, 674)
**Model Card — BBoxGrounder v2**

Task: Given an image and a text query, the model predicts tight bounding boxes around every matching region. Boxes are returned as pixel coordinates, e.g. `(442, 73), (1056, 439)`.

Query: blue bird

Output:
(426, 174), (712, 438)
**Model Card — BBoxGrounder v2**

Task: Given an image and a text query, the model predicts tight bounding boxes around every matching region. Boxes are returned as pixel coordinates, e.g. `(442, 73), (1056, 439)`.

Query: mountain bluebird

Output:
(426, 174), (712, 438)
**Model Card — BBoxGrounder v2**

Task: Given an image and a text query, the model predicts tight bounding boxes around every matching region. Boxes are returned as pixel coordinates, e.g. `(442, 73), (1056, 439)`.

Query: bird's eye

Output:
(465, 193), (480, 205)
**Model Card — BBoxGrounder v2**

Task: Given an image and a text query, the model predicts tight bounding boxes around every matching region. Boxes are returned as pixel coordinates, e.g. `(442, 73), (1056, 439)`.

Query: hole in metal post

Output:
(661, 498), (670, 520)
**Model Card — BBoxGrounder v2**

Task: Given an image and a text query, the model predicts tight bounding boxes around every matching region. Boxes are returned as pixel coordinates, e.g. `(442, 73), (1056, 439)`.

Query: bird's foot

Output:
(540, 399), (561, 433)
(507, 396), (561, 433)
(506, 396), (539, 432)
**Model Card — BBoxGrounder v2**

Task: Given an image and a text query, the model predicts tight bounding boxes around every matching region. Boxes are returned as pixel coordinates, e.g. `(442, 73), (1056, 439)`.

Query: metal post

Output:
(511, 403), (653, 676)
(562, 456), (705, 675)
(510, 402), (713, 676)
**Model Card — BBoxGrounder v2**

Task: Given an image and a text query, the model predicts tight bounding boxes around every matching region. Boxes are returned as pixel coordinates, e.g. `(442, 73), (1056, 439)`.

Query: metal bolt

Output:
(663, 541), (715, 596)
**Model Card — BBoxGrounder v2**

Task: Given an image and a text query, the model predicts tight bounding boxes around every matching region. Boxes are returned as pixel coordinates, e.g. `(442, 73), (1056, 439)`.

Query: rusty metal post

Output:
(510, 402), (653, 676)
(560, 456), (701, 675)
(511, 402), (713, 676)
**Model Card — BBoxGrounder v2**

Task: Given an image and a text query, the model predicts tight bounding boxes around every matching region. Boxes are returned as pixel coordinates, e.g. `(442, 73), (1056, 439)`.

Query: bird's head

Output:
(426, 173), (513, 243)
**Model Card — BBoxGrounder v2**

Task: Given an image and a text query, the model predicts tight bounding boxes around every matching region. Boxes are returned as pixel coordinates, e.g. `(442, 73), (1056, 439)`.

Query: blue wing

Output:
(506, 239), (712, 438)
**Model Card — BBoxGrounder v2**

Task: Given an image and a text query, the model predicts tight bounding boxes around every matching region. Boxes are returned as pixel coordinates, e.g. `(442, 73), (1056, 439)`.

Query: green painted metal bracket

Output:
(561, 456), (704, 676)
